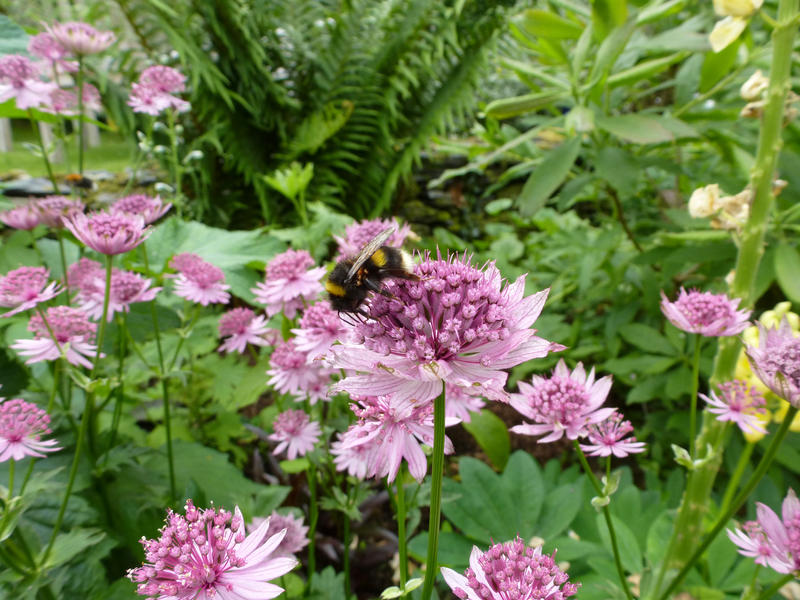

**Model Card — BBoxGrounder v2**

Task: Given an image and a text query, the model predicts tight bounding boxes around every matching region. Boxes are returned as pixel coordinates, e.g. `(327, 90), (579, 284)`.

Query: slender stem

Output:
(46, 360), (59, 414)
(574, 442), (634, 600)
(755, 573), (794, 600)
(105, 313), (127, 464)
(689, 335), (702, 460)
(18, 457), (35, 495)
(743, 565), (762, 600)
(307, 464), (318, 586)
(167, 109), (183, 215)
(7, 458), (14, 498)
(394, 465), (408, 588)
(718, 440), (755, 517)
(420, 383), (446, 600)
(28, 110), (59, 192)
(76, 57), (84, 176)
(343, 509), (351, 599)
(56, 232), (71, 306)
(657, 407), (797, 600)
(86, 256), (113, 459)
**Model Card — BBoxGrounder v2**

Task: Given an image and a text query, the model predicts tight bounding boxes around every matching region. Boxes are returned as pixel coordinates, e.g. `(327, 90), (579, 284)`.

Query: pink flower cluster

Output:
(660, 288), (751, 337)
(441, 537), (579, 600)
(728, 488), (800, 574)
(0, 398), (60, 462)
(269, 409), (321, 460)
(218, 308), (274, 354)
(112, 194), (172, 225)
(127, 500), (297, 599)
(701, 379), (767, 435)
(333, 217), (413, 261)
(266, 340), (331, 404)
(0, 196), (84, 230)
(247, 512), (309, 559)
(65, 211), (150, 255)
(45, 22), (116, 56)
(67, 258), (160, 321)
(0, 54), (57, 110)
(11, 305), (100, 368)
(290, 301), (345, 361)
(0, 266), (62, 317)
(746, 319), (800, 407)
(169, 253), (230, 306)
(252, 249), (326, 318)
(129, 65), (190, 115)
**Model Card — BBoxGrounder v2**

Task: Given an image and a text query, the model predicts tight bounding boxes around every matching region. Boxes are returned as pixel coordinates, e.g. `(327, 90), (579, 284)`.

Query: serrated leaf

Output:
(517, 137), (581, 217)
(462, 409), (511, 470)
(618, 323), (676, 355)
(596, 513), (642, 573)
(775, 243), (800, 303)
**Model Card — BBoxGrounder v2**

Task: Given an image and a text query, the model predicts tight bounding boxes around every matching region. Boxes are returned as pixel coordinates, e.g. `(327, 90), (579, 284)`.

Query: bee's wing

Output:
(345, 227), (395, 282)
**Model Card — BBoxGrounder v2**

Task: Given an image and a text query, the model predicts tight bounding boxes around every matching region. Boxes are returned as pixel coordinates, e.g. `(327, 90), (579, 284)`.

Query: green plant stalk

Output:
(343, 509), (351, 599)
(395, 465), (408, 588)
(718, 439), (755, 517)
(7, 458), (14, 498)
(755, 573), (794, 600)
(56, 232), (71, 306)
(167, 109), (183, 214)
(18, 457), (36, 496)
(420, 383), (446, 600)
(307, 464), (319, 587)
(656, 0), (800, 584)
(77, 57), (84, 175)
(142, 245), (176, 502)
(657, 407), (798, 600)
(86, 256), (113, 458)
(27, 110), (58, 192)
(689, 335), (702, 460)
(743, 564), (762, 600)
(105, 314), (127, 465)
(574, 442), (634, 600)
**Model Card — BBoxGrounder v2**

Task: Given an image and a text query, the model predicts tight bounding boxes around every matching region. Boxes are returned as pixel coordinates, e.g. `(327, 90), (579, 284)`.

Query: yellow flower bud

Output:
(710, 16), (747, 53)
(714, 0), (764, 17)
(740, 70), (769, 101)
(688, 184), (720, 218)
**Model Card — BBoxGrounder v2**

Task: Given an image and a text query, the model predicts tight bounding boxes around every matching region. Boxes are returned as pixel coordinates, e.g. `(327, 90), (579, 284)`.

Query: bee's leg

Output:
(363, 277), (397, 300)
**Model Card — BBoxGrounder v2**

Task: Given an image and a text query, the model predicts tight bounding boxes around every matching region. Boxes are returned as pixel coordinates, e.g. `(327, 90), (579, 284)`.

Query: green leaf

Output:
(282, 100), (354, 159)
(603, 354), (678, 375)
(700, 38), (739, 93)
(595, 147), (638, 197)
(280, 458), (311, 473)
(607, 52), (688, 88)
(618, 323), (676, 355)
(592, 0), (628, 41)
(308, 567), (346, 600)
(587, 19), (637, 85)
(513, 9), (585, 40)
(462, 409), (511, 470)
(485, 91), (569, 119)
(537, 479), (584, 539)
(500, 58), (571, 90)
(0, 16), (29, 56)
(596, 114), (675, 144)
(596, 513), (642, 573)
(40, 528), (106, 569)
(517, 137), (581, 217)
(645, 511), (673, 566)
(408, 530), (476, 570)
(774, 243), (800, 303)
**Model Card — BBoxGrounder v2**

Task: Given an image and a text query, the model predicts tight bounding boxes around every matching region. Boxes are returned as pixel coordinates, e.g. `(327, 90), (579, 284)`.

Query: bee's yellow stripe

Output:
(325, 281), (346, 297)
(371, 248), (387, 267)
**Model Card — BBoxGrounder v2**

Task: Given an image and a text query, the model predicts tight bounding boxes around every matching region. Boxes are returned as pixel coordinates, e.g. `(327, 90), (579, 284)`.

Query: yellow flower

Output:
(740, 70), (769, 101)
(759, 301), (800, 331)
(714, 0), (764, 17)
(710, 16), (748, 52)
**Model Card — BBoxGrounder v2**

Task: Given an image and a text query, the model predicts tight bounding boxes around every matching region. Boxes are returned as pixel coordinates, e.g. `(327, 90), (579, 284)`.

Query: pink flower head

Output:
(701, 380), (767, 435)
(112, 194), (172, 225)
(0, 204), (42, 230)
(0, 54), (57, 110)
(45, 22), (115, 56)
(331, 432), (372, 480)
(0, 398), (61, 462)
(334, 218), (413, 261)
(11, 305), (99, 368)
(67, 257), (103, 291)
(579, 410), (646, 458)
(35, 195), (84, 227)
(329, 252), (564, 404)
(46, 88), (78, 114)
(660, 288), (751, 337)
(440, 537), (579, 600)
(28, 32), (68, 62)
(0, 266), (62, 317)
(268, 409), (322, 460)
(252, 249), (326, 318)
(746, 319), (800, 407)
(74, 267), (161, 322)
(64, 210), (150, 255)
(218, 308), (272, 354)
(247, 512), (309, 559)
(290, 301), (346, 361)
(266, 340), (332, 404)
(727, 488), (800, 574)
(139, 66), (187, 94)
(128, 66), (190, 116)
(169, 253), (230, 306)
(335, 395), (459, 483)
(510, 360), (615, 443)
(444, 383), (486, 424)
(128, 82), (173, 116)
(127, 499), (298, 600)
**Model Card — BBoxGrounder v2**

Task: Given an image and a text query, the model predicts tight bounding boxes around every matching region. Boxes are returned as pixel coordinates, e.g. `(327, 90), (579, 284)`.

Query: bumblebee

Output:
(65, 173), (94, 190)
(326, 227), (419, 318)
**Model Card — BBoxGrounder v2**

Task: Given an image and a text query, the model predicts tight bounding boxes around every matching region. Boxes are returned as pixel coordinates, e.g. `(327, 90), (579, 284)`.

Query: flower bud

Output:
(709, 16), (747, 53)
(688, 183), (720, 218)
(714, 0), (763, 17)
(740, 70), (769, 101)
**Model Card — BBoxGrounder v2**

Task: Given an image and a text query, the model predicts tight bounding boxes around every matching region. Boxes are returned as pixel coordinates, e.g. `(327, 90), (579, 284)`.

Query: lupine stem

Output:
(718, 439), (754, 517)
(574, 442), (634, 600)
(657, 406), (797, 600)
(689, 335), (701, 460)
(656, 0), (800, 587)
(307, 463), (319, 587)
(420, 383), (446, 600)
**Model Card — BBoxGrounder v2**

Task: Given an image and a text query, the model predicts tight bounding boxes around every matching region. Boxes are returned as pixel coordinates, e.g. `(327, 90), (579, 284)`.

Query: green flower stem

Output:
(86, 256), (113, 458)
(343, 508), (352, 599)
(420, 383), (446, 600)
(393, 465), (408, 588)
(167, 109), (183, 214)
(27, 110), (58, 192)
(743, 565), (762, 600)
(718, 439), (755, 517)
(7, 458), (14, 498)
(46, 360), (59, 415)
(307, 463), (319, 587)
(76, 57), (84, 175)
(18, 457), (36, 496)
(142, 245), (176, 502)
(57, 232), (71, 306)
(755, 573), (794, 600)
(689, 335), (702, 460)
(573, 442), (634, 600)
(657, 406), (797, 600)
(657, 0), (800, 584)
(105, 314), (127, 465)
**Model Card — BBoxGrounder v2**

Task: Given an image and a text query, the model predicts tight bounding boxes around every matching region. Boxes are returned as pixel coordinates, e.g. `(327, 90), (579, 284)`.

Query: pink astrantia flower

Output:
(252, 249), (326, 318)
(75, 267), (161, 322)
(0, 398), (61, 462)
(441, 537), (579, 600)
(128, 83), (173, 116)
(701, 380), (767, 435)
(45, 22), (116, 56)
(746, 319), (800, 407)
(266, 340), (332, 404)
(0, 204), (42, 230)
(28, 32), (77, 73)
(127, 500), (298, 599)
(329, 252), (564, 404)
(331, 433), (372, 480)
(169, 253), (230, 306)
(335, 395), (459, 483)
(290, 301), (346, 361)
(128, 65), (190, 115)
(660, 288), (751, 337)
(333, 217), (413, 261)
(268, 409), (322, 460)
(36, 195), (84, 228)
(0, 54), (57, 110)
(139, 65), (187, 94)
(248, 512), (309, 559)
(444, 383), (486, 424)
(579, 411), (646, 458)
(510, 359), (616, 443)
(218, 308), (272, 354)
(65, 211), (150, 255)
(727, 488), (800, 574)
(112, 194), (172, 225)
(0, 266), (62, 317)
(11, 305), (99, 368)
